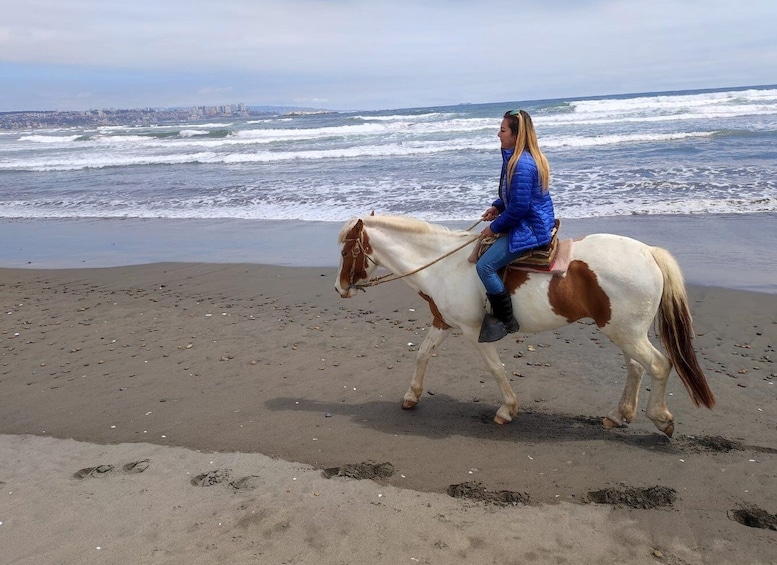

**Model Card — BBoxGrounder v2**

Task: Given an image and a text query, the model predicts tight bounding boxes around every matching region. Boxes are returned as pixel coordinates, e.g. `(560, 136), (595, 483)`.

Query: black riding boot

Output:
(478, 291), (520, 343)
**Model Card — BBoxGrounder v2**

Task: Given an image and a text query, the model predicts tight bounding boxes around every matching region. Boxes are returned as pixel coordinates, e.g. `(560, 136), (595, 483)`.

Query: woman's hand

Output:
(481, 206), (499, 221)
(481, 225), (496, 238)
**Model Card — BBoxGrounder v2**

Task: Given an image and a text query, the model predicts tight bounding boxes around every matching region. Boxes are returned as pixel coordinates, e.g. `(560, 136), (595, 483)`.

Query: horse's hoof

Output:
(663, 422), (675, 438)
(494, 415), (510, 425)
(602, 416), (621, 429)
(401, 399), (417, 410)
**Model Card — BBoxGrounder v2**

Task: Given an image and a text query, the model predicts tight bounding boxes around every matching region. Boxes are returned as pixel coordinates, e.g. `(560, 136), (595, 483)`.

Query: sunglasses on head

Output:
(509, 109), (522, 116)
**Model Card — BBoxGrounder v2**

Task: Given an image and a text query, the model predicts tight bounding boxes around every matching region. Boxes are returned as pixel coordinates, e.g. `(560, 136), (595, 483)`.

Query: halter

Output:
(342, 221), (481, 292)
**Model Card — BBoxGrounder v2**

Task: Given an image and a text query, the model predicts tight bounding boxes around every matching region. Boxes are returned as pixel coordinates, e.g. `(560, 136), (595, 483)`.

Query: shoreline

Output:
(1, 212), (776, 293)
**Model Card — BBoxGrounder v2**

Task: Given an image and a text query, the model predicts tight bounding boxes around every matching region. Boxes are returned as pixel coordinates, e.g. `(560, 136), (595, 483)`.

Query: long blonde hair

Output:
(504, 110), (550, 191)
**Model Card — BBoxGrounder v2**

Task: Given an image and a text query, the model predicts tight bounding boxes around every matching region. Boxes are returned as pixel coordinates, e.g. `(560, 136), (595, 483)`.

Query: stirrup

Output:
(478, 313), (508, 343)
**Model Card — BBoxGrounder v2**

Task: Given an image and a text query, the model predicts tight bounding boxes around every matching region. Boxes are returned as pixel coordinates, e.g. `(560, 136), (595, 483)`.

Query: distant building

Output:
(0, 102), (284, 130)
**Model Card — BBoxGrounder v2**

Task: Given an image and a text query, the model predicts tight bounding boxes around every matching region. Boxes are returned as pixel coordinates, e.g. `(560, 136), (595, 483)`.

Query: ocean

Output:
(3, 85), (776, 221)
(1, 85), (776, 292)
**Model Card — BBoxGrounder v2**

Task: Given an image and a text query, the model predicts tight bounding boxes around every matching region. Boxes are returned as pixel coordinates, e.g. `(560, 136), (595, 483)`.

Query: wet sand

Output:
(2, 212), (776, 293)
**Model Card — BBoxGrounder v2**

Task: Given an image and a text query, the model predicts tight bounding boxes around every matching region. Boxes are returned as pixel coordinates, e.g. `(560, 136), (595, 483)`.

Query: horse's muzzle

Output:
(336, 283), (366, 298)
(335, 285), (354, 298)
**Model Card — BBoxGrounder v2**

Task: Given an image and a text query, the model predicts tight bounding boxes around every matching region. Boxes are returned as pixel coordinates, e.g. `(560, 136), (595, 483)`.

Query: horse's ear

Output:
(355, 219), (364, 230)
(369, 210), (375, 216)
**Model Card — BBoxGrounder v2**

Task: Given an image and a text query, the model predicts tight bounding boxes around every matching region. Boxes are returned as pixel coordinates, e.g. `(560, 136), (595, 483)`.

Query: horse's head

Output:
(335, 218), (378, 298)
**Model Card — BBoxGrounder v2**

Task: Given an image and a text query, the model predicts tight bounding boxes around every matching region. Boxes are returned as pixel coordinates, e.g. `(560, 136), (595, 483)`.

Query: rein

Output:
(346, 219), (482, 292)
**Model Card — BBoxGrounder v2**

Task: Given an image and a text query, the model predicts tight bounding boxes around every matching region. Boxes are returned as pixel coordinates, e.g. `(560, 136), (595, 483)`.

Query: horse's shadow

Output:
(264, 394), (676, 453)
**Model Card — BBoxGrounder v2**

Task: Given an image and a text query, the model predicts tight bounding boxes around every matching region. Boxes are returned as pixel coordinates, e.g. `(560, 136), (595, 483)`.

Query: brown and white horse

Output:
(335, 215), (715, 436)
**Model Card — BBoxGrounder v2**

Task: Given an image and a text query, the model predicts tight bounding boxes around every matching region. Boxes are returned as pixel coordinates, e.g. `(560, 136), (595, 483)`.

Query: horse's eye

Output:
(341, 250), (348, 257)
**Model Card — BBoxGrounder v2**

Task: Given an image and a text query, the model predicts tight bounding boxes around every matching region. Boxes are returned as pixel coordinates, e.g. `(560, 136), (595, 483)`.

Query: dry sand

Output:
(1, 262), (775, 564)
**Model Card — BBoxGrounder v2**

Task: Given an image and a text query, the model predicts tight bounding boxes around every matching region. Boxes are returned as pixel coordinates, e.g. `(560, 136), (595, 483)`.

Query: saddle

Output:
(468, 219), (568, 273)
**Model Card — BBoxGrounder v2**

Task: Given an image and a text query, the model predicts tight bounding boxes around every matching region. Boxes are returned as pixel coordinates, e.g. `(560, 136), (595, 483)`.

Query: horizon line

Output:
(2, 83), (775, 116)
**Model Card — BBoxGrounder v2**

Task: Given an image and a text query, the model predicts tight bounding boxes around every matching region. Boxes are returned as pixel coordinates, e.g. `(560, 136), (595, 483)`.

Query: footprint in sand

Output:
(73, 464), (115, 479)
(191, 469), (231, 487)
(73, 459), (151, 479)
(229, 475), (263, 491)
(123, 459), (150, 474)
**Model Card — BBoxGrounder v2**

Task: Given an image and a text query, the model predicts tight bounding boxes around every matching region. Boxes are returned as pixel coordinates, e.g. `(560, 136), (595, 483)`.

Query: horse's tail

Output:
(650, 247), (716, 408)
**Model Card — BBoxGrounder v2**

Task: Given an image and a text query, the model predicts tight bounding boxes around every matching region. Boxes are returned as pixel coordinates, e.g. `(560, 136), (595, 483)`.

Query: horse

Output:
(334, 215), (715, 437)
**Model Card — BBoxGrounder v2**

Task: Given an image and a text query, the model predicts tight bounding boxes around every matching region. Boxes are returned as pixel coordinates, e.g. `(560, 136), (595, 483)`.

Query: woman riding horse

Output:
(477, 110), (555, 343)
(335, 214), (715, 436)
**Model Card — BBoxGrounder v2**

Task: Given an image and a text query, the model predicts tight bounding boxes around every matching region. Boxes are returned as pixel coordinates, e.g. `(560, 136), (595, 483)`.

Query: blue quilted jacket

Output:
(489, 148), (556, 254)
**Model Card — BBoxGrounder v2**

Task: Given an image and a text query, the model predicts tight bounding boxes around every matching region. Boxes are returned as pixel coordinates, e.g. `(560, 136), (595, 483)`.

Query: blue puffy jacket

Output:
(489, 148), (556, 254)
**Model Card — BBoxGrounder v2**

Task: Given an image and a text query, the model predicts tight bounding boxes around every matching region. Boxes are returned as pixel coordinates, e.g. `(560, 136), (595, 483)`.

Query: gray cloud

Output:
(1, 0), (775, 110)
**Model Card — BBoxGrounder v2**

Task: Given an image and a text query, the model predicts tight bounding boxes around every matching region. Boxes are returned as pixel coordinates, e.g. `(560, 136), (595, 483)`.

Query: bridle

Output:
(342, 220), (482, 292)
(340, 236), (367, 292)
(341, 233), (378, 292)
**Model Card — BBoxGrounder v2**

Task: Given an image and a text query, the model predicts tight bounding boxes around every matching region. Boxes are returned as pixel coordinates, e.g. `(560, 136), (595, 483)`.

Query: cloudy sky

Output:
(1, 0), (775, 112)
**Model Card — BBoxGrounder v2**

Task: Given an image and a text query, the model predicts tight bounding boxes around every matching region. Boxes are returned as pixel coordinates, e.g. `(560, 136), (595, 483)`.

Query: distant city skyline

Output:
(0, 102), (329, 130)
(2, 1), (776, 113)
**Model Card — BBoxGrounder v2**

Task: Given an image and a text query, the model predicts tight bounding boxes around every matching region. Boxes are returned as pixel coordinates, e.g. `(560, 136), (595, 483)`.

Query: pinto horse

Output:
(335, 215), (715, 436)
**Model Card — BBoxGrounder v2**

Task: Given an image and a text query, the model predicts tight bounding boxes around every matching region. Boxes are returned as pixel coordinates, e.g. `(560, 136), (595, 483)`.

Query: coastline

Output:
(1, 212), (775, 293)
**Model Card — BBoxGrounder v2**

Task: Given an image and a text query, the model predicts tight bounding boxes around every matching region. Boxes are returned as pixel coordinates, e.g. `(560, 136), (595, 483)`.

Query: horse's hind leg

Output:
(617, 338), (675, 436)
(402, 326), (451, 409)
(603, 354), (644, 429)
(475, 342), (519, 424)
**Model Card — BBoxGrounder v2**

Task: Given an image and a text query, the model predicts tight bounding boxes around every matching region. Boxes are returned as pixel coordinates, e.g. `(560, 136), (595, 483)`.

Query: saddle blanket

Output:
(509, 238), (571, 274)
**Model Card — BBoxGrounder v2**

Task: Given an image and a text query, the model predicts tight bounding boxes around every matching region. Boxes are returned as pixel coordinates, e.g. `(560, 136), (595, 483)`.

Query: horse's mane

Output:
(338, 215), (468, 243)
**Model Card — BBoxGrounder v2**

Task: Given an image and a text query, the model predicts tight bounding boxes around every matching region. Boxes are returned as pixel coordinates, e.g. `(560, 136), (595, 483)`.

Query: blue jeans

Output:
(476, 236), (524, 295)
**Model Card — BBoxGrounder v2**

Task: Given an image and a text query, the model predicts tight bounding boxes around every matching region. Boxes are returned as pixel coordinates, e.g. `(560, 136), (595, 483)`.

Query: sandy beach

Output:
(1, 258), (776, 564)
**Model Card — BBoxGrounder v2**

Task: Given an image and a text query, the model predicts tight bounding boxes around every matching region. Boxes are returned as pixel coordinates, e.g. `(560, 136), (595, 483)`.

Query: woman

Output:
(476, 109), (555, 343)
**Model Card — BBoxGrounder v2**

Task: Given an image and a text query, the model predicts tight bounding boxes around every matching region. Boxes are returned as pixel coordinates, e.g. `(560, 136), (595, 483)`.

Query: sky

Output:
(1, 0), (775, 112)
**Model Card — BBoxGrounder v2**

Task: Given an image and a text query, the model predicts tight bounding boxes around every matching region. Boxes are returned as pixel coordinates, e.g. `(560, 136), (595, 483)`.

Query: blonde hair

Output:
(504, 110), (550, 191)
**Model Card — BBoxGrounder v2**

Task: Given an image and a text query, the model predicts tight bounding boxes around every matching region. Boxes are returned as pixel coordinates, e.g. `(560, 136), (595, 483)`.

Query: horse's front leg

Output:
(402, 325), (451, 409)
(475, 342), (519, 424)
